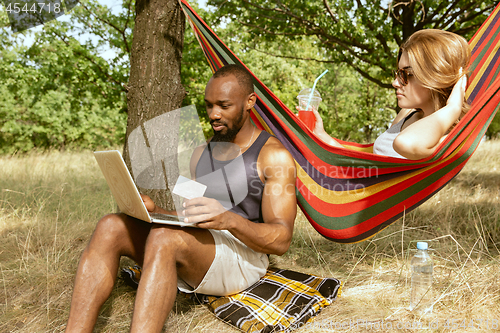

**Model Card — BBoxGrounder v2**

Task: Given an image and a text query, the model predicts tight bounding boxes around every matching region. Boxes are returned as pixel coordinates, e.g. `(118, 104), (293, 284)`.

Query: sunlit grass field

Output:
(1, 140), (499, 332)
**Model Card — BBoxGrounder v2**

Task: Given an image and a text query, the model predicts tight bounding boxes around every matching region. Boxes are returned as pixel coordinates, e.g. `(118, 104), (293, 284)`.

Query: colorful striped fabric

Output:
(180, 0), (500, 243)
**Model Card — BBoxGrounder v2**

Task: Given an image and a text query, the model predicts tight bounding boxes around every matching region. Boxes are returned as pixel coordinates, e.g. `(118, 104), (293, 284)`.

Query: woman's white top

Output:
(373, 110), (419, 159)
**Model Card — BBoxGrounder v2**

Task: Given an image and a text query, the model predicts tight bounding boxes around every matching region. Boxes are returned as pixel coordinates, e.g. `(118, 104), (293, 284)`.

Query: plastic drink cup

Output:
(297, 88), (322, 131)
(298, 110), (316, 130)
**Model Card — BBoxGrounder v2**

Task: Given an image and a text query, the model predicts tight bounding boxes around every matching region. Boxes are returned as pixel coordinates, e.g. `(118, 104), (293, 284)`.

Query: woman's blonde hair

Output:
(399, 29), (471, 119)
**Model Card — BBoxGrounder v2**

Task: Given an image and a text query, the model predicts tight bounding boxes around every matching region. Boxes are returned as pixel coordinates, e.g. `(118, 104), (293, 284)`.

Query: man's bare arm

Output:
(183, 139), (297, 255)
(228, 143), (296, 255)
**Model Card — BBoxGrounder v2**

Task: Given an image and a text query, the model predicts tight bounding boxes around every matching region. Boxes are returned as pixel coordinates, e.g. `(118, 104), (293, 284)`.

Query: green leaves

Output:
(0, 83), (126, 154)
(209, 0), (497, 88)
(180, 3), (214, 138)
(2, 0), (499, 154)
(0, 0), (129, 153)
(212, 24), (395, 142)
(202, 0), (500, 139)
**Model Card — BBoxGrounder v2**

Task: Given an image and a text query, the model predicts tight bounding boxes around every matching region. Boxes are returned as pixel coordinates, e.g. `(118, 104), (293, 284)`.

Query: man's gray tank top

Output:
(195, 131), (272, 223)
(373, 110), (419, 158)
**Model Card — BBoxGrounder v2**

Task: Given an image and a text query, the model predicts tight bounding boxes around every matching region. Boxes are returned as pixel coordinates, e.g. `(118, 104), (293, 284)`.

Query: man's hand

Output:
(141, 194), (156, 213)
(182, 197), (232, 229)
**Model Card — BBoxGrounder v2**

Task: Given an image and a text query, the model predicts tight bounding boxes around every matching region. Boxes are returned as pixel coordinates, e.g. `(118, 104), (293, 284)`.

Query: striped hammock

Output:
(180, 0), (500, 243)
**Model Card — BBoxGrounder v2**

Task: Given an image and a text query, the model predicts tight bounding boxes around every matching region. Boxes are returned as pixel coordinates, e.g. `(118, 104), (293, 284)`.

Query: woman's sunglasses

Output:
(393, 68), (412, 86)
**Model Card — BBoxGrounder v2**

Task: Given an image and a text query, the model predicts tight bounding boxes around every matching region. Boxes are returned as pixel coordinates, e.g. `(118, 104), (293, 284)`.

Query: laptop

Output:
(93, 150), (197, 227)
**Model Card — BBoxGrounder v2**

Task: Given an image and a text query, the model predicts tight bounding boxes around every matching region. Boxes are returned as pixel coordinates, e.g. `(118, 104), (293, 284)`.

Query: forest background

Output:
(1, 0), (499, 155)
(1, 1), (500, 332)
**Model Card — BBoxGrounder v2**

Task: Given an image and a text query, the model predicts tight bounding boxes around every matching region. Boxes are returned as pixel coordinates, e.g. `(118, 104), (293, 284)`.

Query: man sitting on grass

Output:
(65, 64), (297, 333)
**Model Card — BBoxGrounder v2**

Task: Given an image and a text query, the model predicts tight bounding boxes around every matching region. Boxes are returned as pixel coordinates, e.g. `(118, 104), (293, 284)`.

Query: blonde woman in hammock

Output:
(312, 29), (470, 160)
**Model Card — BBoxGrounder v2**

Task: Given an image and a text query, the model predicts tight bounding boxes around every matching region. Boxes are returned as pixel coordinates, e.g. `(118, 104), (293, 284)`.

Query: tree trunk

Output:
(124, 0), (185, 211)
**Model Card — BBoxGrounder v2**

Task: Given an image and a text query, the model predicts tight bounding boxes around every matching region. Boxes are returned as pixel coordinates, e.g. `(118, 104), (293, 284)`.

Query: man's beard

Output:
(211, 107), (245, 143)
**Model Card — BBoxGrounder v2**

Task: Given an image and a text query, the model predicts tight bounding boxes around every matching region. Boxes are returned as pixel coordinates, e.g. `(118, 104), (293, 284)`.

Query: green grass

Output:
(1, 141), (499, 332)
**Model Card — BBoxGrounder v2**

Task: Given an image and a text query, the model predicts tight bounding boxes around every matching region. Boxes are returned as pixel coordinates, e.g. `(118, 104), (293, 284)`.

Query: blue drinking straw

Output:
(306, 69), (329, 111)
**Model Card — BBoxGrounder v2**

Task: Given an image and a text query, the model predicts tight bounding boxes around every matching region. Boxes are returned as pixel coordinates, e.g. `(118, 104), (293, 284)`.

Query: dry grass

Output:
(1, 141), (499, 332)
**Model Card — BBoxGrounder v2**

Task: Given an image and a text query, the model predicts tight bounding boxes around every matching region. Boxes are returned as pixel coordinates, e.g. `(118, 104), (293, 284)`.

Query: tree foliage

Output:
(0, 6), (128, 153)
(1, 0), (499, 155)
(0, 0), (224, 153)
(180, 3), (214, 136)
(208, 0), (496, 88)
(217, 29), (396, 142)
(207, 0), (500, 138)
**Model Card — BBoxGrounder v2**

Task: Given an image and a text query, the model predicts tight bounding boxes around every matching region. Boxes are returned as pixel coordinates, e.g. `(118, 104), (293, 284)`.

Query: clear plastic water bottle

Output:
(410, 241), (433, 315)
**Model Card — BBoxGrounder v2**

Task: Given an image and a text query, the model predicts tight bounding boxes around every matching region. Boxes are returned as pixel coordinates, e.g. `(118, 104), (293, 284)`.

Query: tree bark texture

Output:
(124, 0), (186, 210)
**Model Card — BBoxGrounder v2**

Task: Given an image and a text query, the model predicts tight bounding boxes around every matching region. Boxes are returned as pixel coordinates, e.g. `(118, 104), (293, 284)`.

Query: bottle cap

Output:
(416, 242), (428, 250)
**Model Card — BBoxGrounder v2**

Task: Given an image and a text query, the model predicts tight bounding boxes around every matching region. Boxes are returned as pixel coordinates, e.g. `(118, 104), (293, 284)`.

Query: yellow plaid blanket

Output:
(195, 268), (341, 333)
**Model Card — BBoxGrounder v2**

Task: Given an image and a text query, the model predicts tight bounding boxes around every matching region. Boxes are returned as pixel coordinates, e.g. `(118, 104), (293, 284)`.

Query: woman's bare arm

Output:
(393, 75), (467, 160)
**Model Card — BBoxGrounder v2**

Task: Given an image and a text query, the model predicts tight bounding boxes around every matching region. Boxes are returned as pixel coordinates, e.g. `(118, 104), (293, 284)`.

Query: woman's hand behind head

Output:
(446, 69), (467, 112)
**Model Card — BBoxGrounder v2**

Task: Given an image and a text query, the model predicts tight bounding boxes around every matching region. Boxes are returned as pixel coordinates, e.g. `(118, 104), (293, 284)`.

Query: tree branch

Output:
(429, 0), (461, 29)
(354, 0), (392, 56)
(242, 0), (374, 54)
(440, 2), (477, 30)
(80, 2), (132, 56)
(423, 1), (448, 25)
(456, 3), (497, 25)
(241, 42), (393, 89)
(322, 0), (338, 24)
(51, 30), (128, 92)
(241, 42), (336, 63)
(343, 56), (394, 89)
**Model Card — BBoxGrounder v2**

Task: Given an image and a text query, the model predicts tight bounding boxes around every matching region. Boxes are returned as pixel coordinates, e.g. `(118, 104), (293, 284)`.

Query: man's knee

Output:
(88, 213), (149, 255)
(92, 213), (129, 242)
(143, 227), (194, 262)
(145, 227), (215, 266)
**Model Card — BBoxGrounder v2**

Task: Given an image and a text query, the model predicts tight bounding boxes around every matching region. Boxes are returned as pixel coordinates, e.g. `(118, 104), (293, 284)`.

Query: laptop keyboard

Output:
(149, 213), (180, 221)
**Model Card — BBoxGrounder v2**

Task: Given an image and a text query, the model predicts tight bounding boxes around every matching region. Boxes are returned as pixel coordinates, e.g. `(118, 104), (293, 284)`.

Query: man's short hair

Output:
(213, 64), (254, 96)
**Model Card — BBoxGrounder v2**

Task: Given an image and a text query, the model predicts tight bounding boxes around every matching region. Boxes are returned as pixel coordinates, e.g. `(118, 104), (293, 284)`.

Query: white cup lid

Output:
(298, 88), (321, 99)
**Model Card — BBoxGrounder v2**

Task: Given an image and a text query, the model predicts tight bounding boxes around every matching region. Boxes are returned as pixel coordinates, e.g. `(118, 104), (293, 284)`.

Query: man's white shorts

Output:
(177, 229), (269, 296)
